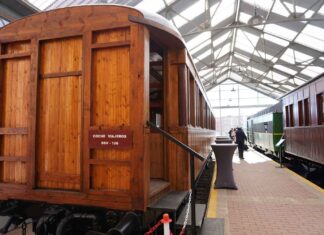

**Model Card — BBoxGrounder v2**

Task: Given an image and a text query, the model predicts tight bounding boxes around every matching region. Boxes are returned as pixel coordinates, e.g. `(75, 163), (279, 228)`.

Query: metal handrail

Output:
(147, 121), (209, 235)
(147, 121), (205, 161)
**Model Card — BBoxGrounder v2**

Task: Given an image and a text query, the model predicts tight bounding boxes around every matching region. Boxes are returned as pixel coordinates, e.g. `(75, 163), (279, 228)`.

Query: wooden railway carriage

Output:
(282, 73), (324, 166)
(0, 4), (216, 234)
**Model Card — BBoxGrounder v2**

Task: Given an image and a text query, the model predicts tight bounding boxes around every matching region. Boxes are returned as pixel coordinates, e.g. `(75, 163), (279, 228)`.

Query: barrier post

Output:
(161, 213), (172, 235)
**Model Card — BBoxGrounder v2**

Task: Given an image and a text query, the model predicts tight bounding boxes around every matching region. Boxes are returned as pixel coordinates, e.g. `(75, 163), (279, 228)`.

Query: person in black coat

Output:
(235, 127), (247, 159)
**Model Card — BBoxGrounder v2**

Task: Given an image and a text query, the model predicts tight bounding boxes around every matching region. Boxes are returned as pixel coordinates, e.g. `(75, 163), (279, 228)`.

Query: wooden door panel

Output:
(36, 36), (82, 190)
(0, 54), (30, 184)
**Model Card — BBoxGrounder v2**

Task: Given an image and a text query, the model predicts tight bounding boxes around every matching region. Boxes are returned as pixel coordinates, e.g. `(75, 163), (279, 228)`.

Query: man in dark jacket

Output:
(235, 127), (247, 159)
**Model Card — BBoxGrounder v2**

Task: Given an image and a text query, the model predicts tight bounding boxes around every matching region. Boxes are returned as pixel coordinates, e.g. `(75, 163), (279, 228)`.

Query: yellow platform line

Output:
(206, 162), (217, 218)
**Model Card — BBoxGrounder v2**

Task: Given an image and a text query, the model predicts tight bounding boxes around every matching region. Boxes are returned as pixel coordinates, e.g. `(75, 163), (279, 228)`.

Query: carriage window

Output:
(304, 98), (310, 126)
(317, 93), (324, 125)
(285, 106), (289, 127)
(298, 100), (303, 126)
(289, 104), (294, 127)
(189, 75), (196, 126)
(149, 41), (164, 128)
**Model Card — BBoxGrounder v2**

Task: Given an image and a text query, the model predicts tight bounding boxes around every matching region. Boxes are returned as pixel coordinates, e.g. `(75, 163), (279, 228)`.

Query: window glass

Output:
(285, 106), (290, 127)
(298, 100), (303, 126)
(317, 93), (324, 125)
(289, 104), (294, 127)
(304, 98), (310, 126)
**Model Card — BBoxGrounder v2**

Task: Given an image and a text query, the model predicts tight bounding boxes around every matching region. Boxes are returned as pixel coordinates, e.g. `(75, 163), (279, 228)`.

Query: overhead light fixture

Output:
(248, 5), (264, 25)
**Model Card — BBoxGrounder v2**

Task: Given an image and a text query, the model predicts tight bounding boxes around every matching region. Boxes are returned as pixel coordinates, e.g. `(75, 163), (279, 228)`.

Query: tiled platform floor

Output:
(207, 148), (324, 235)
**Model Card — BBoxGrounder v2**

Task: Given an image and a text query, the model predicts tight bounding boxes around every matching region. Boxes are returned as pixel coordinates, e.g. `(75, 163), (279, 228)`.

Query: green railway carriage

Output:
(247, 102), (283, 154)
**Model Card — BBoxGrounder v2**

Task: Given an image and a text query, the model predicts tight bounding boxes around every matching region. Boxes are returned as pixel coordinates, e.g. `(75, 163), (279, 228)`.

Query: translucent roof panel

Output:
(295, 24), (324, 52)
(214, 43), (231, 60)
(300, 66), (324, 77)
(187, 32), (211, 51)
(172, 0), (205, 28)
(136, 0), (166, 13)
(264, 24), (299, 41)
(272, 0), (292, 17)
(27, 0), (56, 10)
(280, 48), (313, 65)
(0, 17), (9, 27)
(210, 0), (235, 27)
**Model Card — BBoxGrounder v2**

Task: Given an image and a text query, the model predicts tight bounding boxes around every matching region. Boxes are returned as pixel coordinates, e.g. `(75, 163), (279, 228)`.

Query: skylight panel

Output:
(0, 17), (9, 27)
(272, 0), (290, 17)
(213, 31), (231, 48)
(284, 2), (306, 14)
(254, 50), (268, 60)
(199, 68), (213, 77)
(231, 72), (243, 82)
(300, 66), (324, 77)
(165, 0), (177, 4)
(295, 24), (324, 52)
(234, 53), (250, 62)
(211, 0), (235, 27)
(172, 17), (187, 28)
(27, 0), (55, 10)
(273, 64), (297, 75)
(172, 0), (205, 28)
(190, 39), (211, 55)
(263, 33), (289, 47)
(235, 42), (254, 53)
(292, 77), (306, 86)
(237, 29), (259, 46)
(235, 29), (260, 53)
(258, 84), (273, 92)
(214, 43), (231, 59)
(202, 72), (213, 80)
(210, 2), (221, 18)
(248, 66), (264, 75)
(136, 0), (166, 13)
(271, 56), (279, 63)
(186, 32), (211, 51)
(197, 49), (212, 61)
(239, 12), (253, 24)
(280, 48), (313, 65)
(319, 5), (324, 15)
(266, 71), (287, 82)
(264, 24), (298, 41)
(282, 84), (295, 90)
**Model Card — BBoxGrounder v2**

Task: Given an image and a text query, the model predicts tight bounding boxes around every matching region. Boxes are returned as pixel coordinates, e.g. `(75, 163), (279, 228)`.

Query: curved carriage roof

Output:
(247, 100), (283, 119)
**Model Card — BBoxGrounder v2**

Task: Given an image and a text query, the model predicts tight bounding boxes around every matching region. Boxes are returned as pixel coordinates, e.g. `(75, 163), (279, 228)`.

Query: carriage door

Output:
(36, 37), (82, 191)
(149, 41), (167, 184)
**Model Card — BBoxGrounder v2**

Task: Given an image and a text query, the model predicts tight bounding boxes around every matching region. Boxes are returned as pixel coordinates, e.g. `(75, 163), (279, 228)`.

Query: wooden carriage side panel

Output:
(0, 41), (31, 184)
(167, 130), (189, 190)
(90, 28), (131, 193)
(36, 37), (82, 190)
(150, 133), (164, 179)
(166, 50), (179, 128)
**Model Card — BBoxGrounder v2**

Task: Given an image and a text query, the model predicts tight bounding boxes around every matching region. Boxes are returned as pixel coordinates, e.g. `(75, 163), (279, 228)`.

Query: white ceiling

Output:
(25, 0), (324, 99)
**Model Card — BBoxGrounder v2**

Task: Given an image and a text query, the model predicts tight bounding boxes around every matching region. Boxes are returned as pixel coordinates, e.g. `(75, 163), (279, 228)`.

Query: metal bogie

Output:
(0, 201), (144, 235)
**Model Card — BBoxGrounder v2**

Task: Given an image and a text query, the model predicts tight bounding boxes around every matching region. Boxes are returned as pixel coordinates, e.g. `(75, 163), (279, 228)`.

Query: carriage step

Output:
(148, 191), (187, 212)
(175, 203), (206, 228)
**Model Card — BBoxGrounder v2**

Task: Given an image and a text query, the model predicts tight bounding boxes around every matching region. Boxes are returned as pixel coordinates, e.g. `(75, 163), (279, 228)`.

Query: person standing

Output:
(228, 128), (235, 140)
(235, 127), (247, 159)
